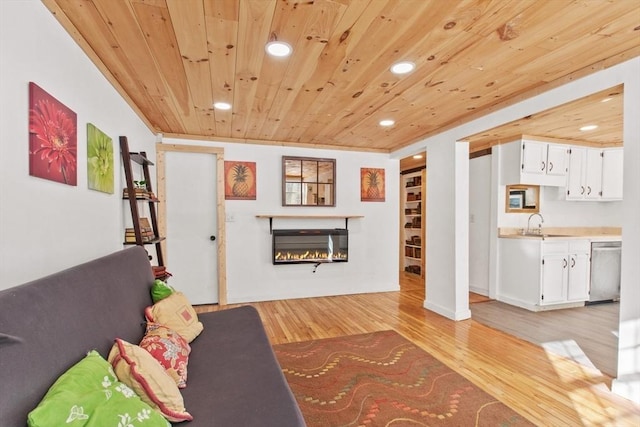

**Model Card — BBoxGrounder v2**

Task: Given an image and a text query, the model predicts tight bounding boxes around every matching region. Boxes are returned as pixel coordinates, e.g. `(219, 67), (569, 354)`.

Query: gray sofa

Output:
(0, 246), (305, 426)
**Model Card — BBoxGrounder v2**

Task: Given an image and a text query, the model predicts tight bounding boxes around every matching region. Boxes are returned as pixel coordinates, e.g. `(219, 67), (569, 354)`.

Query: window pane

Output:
(285, 182), (302, 205)
(318, 184), (333, 205)
(302, 160), (317, 182)
(318, 161), (334, 183)
(304, 183), (318, 205)
(285, 159), (302, 182)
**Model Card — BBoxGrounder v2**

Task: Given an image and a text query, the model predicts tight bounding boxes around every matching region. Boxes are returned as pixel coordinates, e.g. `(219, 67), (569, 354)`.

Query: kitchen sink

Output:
(519, 231), (572, 238)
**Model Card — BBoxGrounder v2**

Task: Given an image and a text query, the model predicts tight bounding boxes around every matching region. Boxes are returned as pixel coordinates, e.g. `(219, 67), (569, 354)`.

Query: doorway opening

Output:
(399, 152), (426, 299)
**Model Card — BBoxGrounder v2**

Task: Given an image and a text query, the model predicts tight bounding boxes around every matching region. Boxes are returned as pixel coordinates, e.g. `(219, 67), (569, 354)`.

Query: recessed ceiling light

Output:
(265, 41), (292, 57)
(580, 124), (598, 131)
(213, 102), (232, 110)
(390, 61), (415, 75)
(379, 119), (395, 127)
(601, 97), (613, 103)
(412, 154), (423, 159)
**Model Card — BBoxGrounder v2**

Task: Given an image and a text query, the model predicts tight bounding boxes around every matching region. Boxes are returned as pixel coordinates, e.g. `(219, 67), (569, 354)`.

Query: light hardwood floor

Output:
(195, 272), (640, 426)
(470, 299), (619, 378)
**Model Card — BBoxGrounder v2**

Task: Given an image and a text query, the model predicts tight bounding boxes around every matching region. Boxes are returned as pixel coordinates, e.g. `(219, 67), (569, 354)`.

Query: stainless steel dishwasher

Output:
(588, 241), (622, 304)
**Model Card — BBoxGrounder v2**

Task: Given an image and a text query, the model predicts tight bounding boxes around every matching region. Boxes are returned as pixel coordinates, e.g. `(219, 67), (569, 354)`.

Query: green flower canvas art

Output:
(87, 123), (114, 194)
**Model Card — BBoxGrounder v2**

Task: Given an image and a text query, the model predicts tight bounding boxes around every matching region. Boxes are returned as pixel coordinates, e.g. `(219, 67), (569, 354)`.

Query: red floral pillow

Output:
(140, 323), (191, 388)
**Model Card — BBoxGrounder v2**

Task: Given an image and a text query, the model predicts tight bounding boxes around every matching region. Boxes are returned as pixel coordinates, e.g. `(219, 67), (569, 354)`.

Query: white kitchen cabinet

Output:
(566, 147), (622, 201)
(498, 238), (590, 311)
(541, 241), (590, 305)
(540, 248), (567, 305)
(566, 147), (586, 199)
(520, 140), (568, 187)
(547, 144), (570, 179)
(601, 147), (623, 200)
(567, 250), (590, 301)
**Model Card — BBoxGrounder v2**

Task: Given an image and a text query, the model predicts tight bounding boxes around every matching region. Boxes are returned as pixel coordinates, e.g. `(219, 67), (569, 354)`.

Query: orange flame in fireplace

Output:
(274, 250), (347, 262)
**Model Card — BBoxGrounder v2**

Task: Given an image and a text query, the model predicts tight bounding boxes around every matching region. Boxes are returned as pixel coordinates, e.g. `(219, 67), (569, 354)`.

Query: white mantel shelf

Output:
(256, 215), (364, 233)
(255, 215), (364, 219)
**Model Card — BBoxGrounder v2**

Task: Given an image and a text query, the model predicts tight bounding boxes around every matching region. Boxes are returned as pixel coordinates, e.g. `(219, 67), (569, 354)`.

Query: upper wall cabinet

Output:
(520, 139), (568, 187)
(566, 147), (623, 201)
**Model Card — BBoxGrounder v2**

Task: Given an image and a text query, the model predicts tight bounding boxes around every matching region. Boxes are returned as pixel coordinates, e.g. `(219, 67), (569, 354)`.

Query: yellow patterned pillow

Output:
(144, 292), (203, 343)
(108, 339), (193, 423)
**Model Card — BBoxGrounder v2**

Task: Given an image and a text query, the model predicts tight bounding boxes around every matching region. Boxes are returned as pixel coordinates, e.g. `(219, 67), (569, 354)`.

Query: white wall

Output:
(540, 189), (622, 227)
(0, 1), (155, 289)
(615, 55), (640, 403)
(469, 155), (491, 295)
(424, 141), (470, 320)
(163, 138), (400, 303)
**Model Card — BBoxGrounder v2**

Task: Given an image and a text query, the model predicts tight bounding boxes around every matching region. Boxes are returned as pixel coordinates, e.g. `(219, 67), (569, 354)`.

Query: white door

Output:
(165, 151), (218, 305)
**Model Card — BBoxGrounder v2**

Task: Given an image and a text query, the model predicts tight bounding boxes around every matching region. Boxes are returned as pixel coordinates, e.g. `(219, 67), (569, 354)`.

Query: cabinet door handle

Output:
(548, 162), (554, 172)
(587, 186), (592, 195)
(563, 258), (568, 268)
(580, 186), (585, 195)
(570, 257), (575, 268)
(541, 161), (546, 171)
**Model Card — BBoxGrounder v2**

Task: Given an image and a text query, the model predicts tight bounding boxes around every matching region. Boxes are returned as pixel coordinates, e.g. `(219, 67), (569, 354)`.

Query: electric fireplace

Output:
(272, 229), (348, 264)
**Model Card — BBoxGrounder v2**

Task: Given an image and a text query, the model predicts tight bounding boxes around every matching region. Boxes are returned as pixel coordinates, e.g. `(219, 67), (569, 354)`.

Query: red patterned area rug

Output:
(273, 330), (534, 427)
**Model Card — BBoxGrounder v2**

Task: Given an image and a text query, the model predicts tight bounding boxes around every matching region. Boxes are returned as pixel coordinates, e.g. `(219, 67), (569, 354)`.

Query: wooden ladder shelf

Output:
(120, 136), (166, 270)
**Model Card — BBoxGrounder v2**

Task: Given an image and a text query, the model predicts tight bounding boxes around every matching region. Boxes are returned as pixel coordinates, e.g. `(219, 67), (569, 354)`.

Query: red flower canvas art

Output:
(29, 82), (77, 185)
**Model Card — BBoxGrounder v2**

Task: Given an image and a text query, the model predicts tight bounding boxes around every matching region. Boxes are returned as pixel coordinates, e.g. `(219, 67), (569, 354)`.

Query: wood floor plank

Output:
(195, 282), (640, 426)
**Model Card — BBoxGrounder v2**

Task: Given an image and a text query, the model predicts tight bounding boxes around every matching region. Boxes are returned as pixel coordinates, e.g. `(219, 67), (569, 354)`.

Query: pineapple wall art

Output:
(225, 161), (256, 200)
(361, 168), (385, 202)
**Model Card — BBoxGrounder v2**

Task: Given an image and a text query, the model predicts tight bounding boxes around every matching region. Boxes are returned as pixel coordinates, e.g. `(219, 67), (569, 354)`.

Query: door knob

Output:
(210, 235), (216, 241)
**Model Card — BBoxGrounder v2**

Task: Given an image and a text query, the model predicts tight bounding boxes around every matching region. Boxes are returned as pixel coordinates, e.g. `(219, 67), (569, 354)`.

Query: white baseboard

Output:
(424, 300), (471, 321)
(612, 375), (640, 405)
(469, 285), (489, 296)
(497, 295), (585, 312)
(496, 295), (539, 311)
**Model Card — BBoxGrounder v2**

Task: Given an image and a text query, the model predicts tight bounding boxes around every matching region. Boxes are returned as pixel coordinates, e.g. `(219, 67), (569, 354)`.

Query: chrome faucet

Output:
(527, 213), (544, 235)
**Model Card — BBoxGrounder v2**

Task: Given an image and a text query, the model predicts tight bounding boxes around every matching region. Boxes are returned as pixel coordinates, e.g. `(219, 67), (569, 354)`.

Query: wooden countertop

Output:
(498, 227), (622, 241)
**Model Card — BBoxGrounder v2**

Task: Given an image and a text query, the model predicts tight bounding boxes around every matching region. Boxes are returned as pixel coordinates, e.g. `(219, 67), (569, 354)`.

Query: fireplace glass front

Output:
(272, 229), (348, 264)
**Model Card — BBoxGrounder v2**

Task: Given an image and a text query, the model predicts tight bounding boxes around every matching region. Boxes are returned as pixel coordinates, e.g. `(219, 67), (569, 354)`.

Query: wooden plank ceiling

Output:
(463, 84), (624, 152)
(43, 0), (640, 153)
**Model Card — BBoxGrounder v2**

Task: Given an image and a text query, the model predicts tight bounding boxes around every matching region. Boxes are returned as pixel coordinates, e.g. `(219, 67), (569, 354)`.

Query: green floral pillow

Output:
(28, 350), (170, 427)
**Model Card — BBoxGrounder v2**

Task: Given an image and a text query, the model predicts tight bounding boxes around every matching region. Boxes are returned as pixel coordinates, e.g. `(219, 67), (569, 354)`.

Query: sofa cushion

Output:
(144, 292), (203, 343)
(27, 350), (170, 427)
(108, 339), (193, 423)
(139, 322), (190, 388)
(179, 306), (306, 426)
